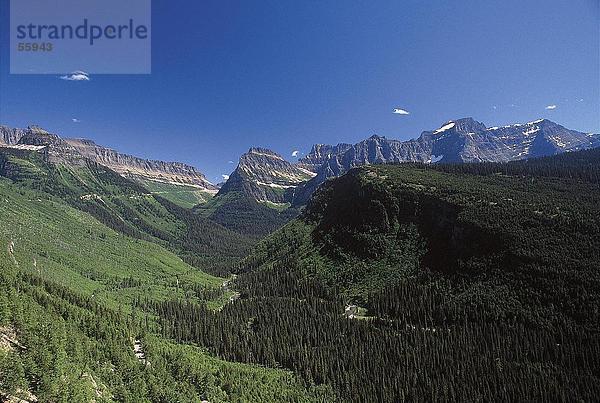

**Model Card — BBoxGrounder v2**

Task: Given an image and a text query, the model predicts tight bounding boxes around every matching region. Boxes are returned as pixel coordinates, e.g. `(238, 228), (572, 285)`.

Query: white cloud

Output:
(393, 108), (410, 115)
(72, 118), (81, 123)
(492, 105), (497, 110)
(221, 174), (230, 181)
(545, 104), (557, 110)
(291, 150), (299, 157)
(60, 71), (90, 81)
(228, 160), (235, 164)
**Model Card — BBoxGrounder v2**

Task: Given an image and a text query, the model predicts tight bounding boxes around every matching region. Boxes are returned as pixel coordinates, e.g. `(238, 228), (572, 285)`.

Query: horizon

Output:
(1, 0), (598, 182)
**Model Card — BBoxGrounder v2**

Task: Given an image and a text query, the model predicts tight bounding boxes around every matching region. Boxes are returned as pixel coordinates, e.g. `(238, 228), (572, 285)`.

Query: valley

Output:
(0, 122), (599, 402)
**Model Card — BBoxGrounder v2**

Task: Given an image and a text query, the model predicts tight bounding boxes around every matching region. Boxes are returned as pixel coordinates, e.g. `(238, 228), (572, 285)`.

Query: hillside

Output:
(189, 152), (600, 401)
(0, 156), (332, 402)
(0, 147), (253, 276)
(195, 191), (300, 239)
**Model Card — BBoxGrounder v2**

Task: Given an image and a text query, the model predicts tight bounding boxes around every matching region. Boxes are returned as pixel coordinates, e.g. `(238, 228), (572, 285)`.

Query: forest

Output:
(1, 146), (599, 401)
(152, 152), (600, 401)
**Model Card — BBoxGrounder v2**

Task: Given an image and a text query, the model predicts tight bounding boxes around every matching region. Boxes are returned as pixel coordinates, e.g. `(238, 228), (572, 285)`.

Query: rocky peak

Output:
(0, 124), (217, 193)
(1, 125), (52, 146)
(298, 143), (352, 172)
(452, 118), (487, 133)
(218, 147), (316, 203)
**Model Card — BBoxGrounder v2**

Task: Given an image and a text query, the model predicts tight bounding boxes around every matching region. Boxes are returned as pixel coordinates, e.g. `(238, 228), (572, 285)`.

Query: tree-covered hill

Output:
(181, 155), (600, 401)
(194, 190), (300, 239)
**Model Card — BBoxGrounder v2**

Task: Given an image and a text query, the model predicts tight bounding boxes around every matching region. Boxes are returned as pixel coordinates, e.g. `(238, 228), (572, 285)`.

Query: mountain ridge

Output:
(290, 117), (600, 204)
(0, 125), (217, 194)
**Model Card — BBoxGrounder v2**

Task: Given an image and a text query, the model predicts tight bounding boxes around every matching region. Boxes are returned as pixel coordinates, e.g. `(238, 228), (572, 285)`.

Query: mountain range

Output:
(2, 117), (599, 208)
(219, 117), (600, 204)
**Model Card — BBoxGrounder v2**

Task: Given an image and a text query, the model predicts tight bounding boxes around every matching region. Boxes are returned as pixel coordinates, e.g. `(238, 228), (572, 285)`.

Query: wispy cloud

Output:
(60, 71), (90, 81)
(228, 160), (235, 164)
(72, 118), (81, 123)
(221, 174), (230, 181)
(545, 104), (557, 110)
(393, 108), (410, 115)
(291, 150), (299, 157)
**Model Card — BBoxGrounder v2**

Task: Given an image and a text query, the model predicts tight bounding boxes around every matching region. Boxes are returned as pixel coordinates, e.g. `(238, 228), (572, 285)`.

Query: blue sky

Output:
(0, 0), (598, 182)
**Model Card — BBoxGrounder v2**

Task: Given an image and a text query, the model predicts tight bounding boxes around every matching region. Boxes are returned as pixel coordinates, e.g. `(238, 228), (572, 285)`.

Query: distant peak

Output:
(27, 125), (50, 134)
(368, 134), (385, 140)
(453, 117), (487, 131)
(244, 147), (285, 161)
(433, 121), (456, 134)
(528, 118), (557, 126)
(248, 147), (276, 154)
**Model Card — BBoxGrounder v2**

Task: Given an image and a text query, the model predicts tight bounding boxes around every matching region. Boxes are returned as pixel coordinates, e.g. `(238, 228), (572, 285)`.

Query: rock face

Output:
(218, 147), (315, 203)
(297, 143), (352, 172)
(292, 118), (600, 204)
(0, 125), (217, 193)
(0, 126), (30, 145)
(0, 125), (88, 166)
(65, 138), (217, 192)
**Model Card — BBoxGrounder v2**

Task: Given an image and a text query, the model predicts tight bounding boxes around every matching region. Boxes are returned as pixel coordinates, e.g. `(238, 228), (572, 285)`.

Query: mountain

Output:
(0, 134), (253, 277)
(65, 138), (217, 193)
(292, 118), (600, 204)
(2, 120), (599, 402)
(0, 125), (218, 207)
(234, 151), (600, 401)
(199, 147), (307, 238)
(217, 147), (315, 203)
(0, 125), (90, 166)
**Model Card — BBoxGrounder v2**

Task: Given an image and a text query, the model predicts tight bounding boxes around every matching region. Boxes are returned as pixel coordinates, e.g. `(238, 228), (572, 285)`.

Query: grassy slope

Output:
(138, 179), (214, 208)
(0, 178), (221, 308)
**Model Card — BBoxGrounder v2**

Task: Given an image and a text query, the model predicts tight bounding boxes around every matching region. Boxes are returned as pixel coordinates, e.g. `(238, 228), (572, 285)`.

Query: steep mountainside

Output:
(292, 118), (600, 204)
(0, 125), (29, 145)
(217, 147), (315, 203)
(297, 143), (352, 171)
(65, 138), (218, 194)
